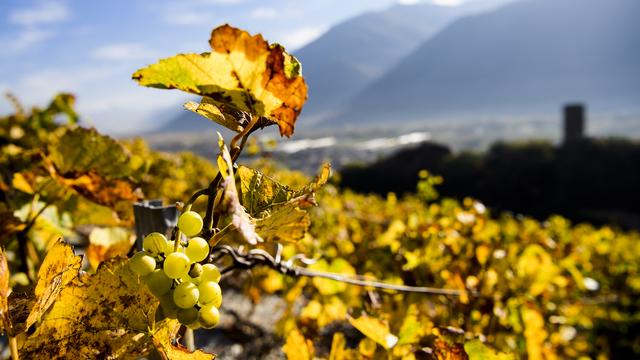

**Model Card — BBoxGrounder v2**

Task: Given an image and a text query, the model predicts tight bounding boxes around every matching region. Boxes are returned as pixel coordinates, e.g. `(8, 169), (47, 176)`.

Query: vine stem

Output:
(9, 337), (18, 360)
(213, 245), (473, 297)
(202, 114), (260, 233)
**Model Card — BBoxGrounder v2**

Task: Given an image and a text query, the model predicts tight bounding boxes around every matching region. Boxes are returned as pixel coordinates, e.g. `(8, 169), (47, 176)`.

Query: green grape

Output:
(143, 232), (168, 255)
(177, 307), (199, 325)
(198, 281), (222, 307)
(164, 240), (184, 254)
(201, 264), (221, 283)
(187, 321), (202, 330)
(145, 269), (173, 296)
(180, 275), (201, 286)
(185, 237), (209, 262)
(173, 282), (199, 309)
(189, 263), (203, 278)
(158, 291), (178, 319)
(199, 303), (220, 329)
(163, 252), (191, 279)
(129, 251), (156, 276)
(178, 211), (203, 237)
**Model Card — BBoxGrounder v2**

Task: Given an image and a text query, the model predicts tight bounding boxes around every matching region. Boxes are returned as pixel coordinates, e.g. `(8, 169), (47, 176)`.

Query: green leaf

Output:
(464, 340), (515, 360)
(347, 313), (398, 350)
(133, 24), (308, 137)
(48, 127), (134, 178)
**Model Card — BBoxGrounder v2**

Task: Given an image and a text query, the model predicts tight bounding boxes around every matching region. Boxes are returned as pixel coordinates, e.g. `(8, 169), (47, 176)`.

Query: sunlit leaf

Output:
(152, 321), (216, 359)
(20, 256), (160, 359)
(0, 249), (10, 333)
(309, 258), (356, 296)
(282, 328), (314, 360)
(347, 313), (398, 350)
(133, 24), (308, 137)
(464, 340), (515, 360)
(25, 239), (82, 329)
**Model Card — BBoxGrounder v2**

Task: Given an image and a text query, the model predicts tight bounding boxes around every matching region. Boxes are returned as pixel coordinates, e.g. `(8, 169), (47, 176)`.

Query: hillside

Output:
(331, 0), (640, 126)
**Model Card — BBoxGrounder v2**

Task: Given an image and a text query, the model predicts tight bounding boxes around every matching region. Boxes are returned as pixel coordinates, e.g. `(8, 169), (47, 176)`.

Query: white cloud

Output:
(8, 28), (55, 53)
(91, 43), (158, 61)
(397, 0), (421, 4)
(280, 26), (329, 51)
(10, 2), (69, 26)
(164, 11), (211, 25)
(249, 7), (278, 20)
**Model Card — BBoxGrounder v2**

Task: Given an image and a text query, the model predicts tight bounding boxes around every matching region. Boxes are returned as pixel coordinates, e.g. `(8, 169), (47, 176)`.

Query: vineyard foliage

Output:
(0, 24), (638, 359)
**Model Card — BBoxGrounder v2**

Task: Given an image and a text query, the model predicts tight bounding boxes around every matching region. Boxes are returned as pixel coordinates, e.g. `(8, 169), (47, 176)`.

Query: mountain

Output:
(295, 0), (510, 125)
(150, 1), (510, 135)
(330, 0), (640, 127)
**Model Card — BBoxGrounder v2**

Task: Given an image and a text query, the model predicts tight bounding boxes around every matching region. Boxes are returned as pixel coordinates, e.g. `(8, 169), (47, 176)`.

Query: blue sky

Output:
(0, 0), (465, 134)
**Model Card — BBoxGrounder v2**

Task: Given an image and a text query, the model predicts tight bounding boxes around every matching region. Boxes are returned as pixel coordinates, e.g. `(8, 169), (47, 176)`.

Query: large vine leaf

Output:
(48, 127), (135, 178)
(44, 127), (143, 220)
(238, 164), (329, 242)
(25, 239), (82, 329)
(20, 253), (161, 359)
(132, 24), (308, 137)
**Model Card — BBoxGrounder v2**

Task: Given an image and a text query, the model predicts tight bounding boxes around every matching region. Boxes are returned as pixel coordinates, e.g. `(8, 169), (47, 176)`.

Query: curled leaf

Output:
(133, 24), (308, 137)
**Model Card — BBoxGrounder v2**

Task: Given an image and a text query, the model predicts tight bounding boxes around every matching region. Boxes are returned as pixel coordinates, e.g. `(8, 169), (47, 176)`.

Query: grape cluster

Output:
(129, 211), (222, 329)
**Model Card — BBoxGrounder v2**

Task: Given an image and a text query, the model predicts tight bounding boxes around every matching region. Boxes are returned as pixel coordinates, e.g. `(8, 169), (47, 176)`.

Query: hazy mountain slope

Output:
(333, 0), (640, 126)
(293, 1), (513, 125)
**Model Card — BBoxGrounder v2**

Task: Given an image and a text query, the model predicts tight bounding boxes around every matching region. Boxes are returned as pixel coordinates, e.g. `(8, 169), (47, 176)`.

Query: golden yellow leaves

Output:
(12, 240), (204, 359)
(347, 313), (398, 350)
(152, 322), (216, 360)
(25, 239), (82, 329)
(282, 328), (315, 360)
(133, 24), (308, 137)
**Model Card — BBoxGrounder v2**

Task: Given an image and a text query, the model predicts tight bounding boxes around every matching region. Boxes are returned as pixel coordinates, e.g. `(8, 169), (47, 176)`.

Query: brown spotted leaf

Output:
(132, 24), (307, 137)
(25, 239), (82, 329)
(20, 256), (160, 359)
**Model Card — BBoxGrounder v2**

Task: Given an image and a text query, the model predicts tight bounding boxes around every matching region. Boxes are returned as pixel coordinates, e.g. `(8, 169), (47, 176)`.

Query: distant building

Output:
(563, 104), (585, 144)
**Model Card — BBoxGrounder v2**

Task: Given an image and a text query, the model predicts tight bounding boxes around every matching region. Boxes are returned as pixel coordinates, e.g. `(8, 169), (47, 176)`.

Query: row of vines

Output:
(0, 25), (639, 359)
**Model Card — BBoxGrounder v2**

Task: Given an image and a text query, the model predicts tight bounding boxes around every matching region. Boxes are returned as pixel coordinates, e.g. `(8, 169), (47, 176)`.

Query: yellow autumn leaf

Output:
(85, 227), (135, 270)
(25, 239), (82, 330)
(282, 328), (314, 360)
(0, 249), (10, 333)
(20, 256), (160, 359)
(347, 313), (398, 350)
(464, 340), (515, 360)
(133, 24), (308, 137)
(152, 321), (216, 359)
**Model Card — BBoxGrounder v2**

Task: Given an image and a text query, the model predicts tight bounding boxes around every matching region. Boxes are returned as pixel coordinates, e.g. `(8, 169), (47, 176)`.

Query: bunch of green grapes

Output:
(129, 211), (222, 329)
